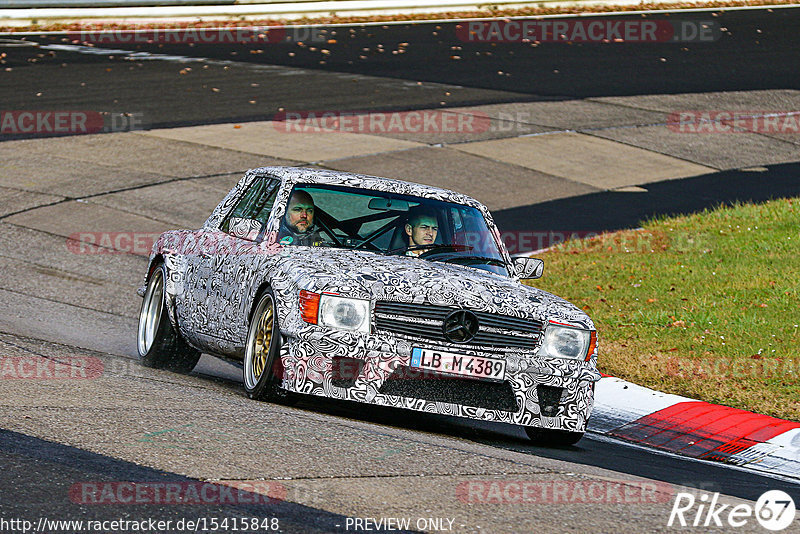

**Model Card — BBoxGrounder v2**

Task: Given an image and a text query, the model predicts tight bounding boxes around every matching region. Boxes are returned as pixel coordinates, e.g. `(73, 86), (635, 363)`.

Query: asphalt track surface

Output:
(1, 6), (800, 533)
(4, 8), (800, 121)
(4, 7), (800, 233)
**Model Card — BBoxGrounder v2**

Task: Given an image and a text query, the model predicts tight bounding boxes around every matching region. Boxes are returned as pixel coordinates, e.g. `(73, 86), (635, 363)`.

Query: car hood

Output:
(272, 247), (593, 329)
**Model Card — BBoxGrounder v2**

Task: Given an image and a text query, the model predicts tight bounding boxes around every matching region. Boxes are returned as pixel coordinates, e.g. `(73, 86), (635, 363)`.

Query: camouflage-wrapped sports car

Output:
(137, 167), (600, 445)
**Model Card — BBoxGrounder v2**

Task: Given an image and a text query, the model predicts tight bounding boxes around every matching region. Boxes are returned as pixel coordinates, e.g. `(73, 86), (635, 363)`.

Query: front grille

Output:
(379, 366), (519, 412)
(374, 301), (542, 350)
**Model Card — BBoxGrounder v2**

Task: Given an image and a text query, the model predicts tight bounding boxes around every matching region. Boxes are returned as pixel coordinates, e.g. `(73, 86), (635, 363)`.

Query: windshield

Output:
(278, 183), (509, 276)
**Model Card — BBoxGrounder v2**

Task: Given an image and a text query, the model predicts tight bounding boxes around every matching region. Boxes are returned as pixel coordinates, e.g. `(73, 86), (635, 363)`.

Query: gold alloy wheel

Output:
(244, 292), (276, 391)
(252, 301), (273, 382)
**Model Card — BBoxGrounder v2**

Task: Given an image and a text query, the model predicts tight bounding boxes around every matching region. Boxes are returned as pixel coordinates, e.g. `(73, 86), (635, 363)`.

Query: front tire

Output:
(243, 288), (294, 403)
(524, 426), (584, 447)
(137, 263), (201, 373)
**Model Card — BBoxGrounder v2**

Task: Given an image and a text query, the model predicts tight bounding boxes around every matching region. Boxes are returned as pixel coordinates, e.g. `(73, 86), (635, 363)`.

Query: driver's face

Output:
(287, 197), (314, 233)
(405, 216), (438, 247)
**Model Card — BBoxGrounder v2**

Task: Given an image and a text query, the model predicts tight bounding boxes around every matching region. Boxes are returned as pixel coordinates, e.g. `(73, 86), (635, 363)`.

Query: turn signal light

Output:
(299, 290), (320, 324)
(585, 330), (597, 361)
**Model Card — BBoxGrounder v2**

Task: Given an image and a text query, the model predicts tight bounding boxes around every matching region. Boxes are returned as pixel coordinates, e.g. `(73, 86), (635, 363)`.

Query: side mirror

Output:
(227, 217), (263, 242)
(514, 257), (544, 280)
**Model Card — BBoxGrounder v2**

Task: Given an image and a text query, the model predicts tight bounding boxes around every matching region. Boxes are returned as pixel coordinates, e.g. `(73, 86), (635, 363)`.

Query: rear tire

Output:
(137, 263), (201, 374)
(524, 427), (584, 447)
(243, 288), (295, 404)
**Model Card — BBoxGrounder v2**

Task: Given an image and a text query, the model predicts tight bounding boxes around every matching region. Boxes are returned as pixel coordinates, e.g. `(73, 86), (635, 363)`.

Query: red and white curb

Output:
(589, 376), (800, 480)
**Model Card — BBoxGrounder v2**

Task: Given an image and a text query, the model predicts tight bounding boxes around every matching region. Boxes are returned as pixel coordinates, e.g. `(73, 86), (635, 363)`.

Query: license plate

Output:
(410, 348), (506, 381)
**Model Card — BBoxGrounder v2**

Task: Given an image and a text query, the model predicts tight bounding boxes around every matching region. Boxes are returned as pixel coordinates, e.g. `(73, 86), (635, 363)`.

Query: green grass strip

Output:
(528, 197), (800, 421)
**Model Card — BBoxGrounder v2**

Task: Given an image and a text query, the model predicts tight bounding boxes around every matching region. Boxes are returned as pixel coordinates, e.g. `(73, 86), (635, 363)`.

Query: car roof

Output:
(250, 166), (486, 210)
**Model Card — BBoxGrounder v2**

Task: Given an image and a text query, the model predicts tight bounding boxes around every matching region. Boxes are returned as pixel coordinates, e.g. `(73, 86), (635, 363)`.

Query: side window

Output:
(250, 182), (280, 226)
(220, 178), (279, 234)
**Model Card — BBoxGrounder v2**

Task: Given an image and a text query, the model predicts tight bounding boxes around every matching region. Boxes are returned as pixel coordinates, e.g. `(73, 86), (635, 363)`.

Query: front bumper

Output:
(278, 327), (599, 431)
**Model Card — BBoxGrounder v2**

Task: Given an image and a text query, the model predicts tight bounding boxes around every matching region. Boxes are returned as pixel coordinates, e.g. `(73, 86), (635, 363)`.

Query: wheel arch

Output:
(146, 253), (165, 279)
(146, 253), (182, 332)
(249, 280), (273, 324)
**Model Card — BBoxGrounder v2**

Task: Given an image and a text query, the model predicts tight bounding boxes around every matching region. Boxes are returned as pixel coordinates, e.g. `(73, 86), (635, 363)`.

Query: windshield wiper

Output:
(432, 254), (506, 267)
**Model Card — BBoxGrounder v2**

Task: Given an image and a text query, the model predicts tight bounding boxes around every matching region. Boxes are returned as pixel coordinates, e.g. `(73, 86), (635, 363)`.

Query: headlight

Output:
(538, 322), (595, 360)
(299, 290), (370, 333)
(320, 295), (370, 332)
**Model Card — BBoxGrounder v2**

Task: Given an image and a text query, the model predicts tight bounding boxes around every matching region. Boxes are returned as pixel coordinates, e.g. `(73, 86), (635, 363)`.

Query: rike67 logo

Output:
(669, 490), (796, 531)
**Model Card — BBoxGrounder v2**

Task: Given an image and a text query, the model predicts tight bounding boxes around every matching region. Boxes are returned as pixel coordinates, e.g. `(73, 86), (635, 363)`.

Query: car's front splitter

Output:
(277, 332), (596, 432)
